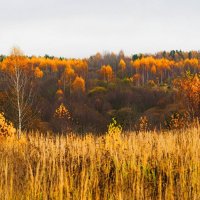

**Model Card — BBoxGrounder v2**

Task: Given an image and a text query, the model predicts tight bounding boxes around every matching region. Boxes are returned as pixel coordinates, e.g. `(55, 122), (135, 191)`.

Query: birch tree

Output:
(1, 47), (36, 138)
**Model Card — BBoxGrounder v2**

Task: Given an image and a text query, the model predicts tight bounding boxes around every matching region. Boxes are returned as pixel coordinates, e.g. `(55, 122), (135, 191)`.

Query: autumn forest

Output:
(0, 48), (200, 135)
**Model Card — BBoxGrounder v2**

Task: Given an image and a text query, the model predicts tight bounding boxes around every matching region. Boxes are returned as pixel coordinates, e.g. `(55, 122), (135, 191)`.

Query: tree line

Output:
(0, 48), (200, 135)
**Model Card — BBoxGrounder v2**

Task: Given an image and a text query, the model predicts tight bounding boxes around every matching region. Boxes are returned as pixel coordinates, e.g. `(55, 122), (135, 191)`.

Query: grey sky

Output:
(0, 0), (200, 58)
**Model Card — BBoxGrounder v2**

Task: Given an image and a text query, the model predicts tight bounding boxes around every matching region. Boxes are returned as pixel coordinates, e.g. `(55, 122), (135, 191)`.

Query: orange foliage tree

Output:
(99, 65), (113, 83)
(34, 67), (44, 78)
(72, 76), (86, 93)
(62, 66), (75, 94)
(54, 103), (71, 132)
(71, 59), (88, 79)
(174, 73), (200, 118)
(118, 59), (126, 77)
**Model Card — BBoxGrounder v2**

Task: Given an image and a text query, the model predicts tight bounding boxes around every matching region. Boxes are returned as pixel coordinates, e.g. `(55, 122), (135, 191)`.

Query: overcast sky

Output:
(0, 0), (200, 58)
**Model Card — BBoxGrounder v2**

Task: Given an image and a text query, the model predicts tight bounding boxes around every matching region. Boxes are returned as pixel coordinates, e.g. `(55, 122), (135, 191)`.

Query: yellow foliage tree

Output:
(54, 103), (71, 132)
(119, 59), (126, 71)
(131, 59), (140, 75)
(99, 65), (113, 83)
(54, 103), (71, 120)
(1, 48), (28, 73)
(34, 67), (44, 78)
(72, 76), (86, 93)
(151, 65), (157, 74)
(118, 59), (126, 78)
(62, 66), (75, 94)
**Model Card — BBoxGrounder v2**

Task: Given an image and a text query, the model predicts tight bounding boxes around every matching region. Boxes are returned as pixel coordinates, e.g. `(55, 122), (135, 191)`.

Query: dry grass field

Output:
(0, 122), (200, 200)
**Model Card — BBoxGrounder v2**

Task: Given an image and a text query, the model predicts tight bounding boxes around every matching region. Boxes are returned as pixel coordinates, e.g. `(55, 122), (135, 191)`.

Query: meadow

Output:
(0, 122), (200, 200)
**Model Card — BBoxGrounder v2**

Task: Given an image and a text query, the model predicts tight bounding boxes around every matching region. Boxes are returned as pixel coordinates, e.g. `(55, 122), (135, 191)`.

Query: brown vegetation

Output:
(0, 122), (200, 199)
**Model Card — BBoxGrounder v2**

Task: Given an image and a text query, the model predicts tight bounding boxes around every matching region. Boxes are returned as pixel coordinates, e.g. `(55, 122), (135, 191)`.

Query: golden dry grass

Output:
(0, 124), (200, 200)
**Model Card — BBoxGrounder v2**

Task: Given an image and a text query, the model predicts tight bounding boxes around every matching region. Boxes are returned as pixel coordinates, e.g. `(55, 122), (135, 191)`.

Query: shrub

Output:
(53, 103), (71, 133)
(0, 112), (16, 138)
(174, 73), (200, 118)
